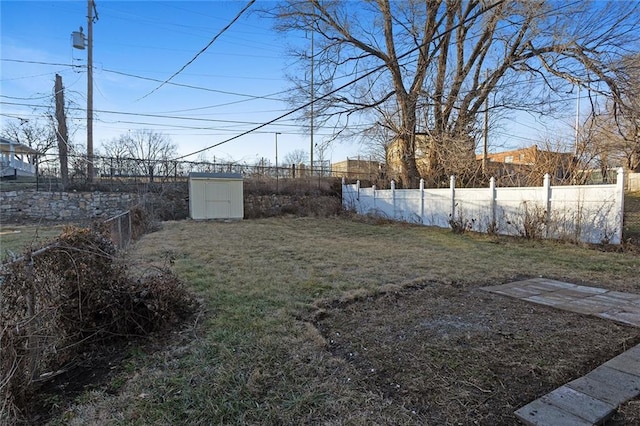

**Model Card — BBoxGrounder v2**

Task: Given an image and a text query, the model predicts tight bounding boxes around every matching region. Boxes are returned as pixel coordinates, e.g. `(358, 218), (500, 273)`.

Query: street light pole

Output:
(275, 132), (281, 193)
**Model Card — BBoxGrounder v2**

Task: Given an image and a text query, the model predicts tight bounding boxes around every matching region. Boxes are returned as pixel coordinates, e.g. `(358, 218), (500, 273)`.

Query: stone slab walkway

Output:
(481, 278), (640, 425)
(482, 278), (640, 327)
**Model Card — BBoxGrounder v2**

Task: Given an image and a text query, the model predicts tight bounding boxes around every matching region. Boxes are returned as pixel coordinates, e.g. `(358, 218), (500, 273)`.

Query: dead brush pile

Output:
(0, 226), (198, 424)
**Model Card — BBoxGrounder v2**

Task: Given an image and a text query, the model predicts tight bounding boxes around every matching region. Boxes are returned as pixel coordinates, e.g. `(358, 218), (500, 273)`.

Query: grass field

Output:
(41, 216), (640, 425)
(0, 224), (66, 259)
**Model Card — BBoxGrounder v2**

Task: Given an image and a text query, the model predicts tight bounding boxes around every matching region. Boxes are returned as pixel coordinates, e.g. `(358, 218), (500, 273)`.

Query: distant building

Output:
(477, 145), (576, 184)
(479, 145), (537, 165)
(386, 133), (433, 180)
(0, 137), (38, 179)
(331, 158), (383, 181)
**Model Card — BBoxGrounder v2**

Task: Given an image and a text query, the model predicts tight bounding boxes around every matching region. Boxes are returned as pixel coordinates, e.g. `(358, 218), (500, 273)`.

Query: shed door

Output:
(205, 181), (231, 219)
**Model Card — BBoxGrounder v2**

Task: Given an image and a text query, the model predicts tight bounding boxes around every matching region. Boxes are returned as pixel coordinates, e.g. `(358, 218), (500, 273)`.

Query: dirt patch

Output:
(24, 342), (131, 425)
(314, 280), (640, 425)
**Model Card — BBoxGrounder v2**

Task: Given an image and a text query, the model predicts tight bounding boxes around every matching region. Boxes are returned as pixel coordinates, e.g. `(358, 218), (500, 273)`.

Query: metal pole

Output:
(482, 69), (489, 175)
(574, 86), (581, 155)
(310, 29), (314, 177)
(483, 95), (488, 174)
(275, 132), (281, 193)
(87, 0), (95, 182)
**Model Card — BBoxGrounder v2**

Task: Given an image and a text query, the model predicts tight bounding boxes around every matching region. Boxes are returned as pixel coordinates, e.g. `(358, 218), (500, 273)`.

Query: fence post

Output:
(372, 183), (377, 211)
(616, 167), (625, 244)
(356, 179), (360, 201)
(118, 217), (122, 249)
(128, 209), (132, 245)
(450, 175), (456, 221)
(544, 173), (551, 238)
(490, 176), (496, 231)
(391, 180), (396, 218)
(420, 178), (425, 222)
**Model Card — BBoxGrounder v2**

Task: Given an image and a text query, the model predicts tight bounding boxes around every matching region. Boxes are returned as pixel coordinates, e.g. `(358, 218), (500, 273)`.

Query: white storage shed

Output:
(188, 172), (244, 220)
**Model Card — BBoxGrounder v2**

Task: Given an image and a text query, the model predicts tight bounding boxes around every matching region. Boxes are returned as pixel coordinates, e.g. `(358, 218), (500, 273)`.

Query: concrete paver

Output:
(524, 293), (578, 307)
(482, 278), (640, 425)
(539, 386), (615, 424)
(481, 278), (640, 327)
(599, 310), (640, 327)
(515, 398), (593, 426)
(567, 365), (640, 405)
(605, 346), (640, 376)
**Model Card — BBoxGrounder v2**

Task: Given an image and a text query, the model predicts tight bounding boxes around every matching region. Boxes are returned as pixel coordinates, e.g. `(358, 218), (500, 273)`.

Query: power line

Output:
(0, 69), (69, 82)
(0, 100), (305, 127)
(100, 67), (287, 101)
(1, 93), (55, 101)
(138, 0), (256, 100)
(0, 58), (79, 68)
(172, 0), (509, 161)
(1, 59), (288, 102)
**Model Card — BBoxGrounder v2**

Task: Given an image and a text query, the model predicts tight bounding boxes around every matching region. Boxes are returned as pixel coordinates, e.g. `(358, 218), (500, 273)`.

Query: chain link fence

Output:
(624, 191), (640, 245)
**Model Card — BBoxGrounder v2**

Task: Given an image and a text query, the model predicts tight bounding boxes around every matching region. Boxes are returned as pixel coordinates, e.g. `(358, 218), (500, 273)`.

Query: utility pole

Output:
(482, 70), (489, 175)
(54, 74), (69, 187)
(574, 85), (581, 156)
(275, 132), (281, 193)
(86, 0), (97, 181)
(310, 29), (314, 176)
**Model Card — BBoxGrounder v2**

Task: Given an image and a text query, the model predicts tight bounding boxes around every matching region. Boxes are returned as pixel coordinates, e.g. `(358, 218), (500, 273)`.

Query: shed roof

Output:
(188, 172), (243, 180)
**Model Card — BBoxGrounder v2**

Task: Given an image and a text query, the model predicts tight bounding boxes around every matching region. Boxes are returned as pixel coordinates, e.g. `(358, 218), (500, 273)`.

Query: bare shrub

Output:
(522, 203), (548, 239)
(506, 202), (548, 239)
(129, 205), (155, 238)
(0, 226), (197, 423)
(449, 207), (474, 234)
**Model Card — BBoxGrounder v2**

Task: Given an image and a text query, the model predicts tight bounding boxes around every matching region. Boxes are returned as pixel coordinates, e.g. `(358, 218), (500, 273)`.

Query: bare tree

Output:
(1, 119), (56, 176)
(101, 129), (177, 180)
(572, 53), (640, 185)
(101, 136), (132, 177)
(283, 149), (309, 166)
(590, 54), (640, 173)
(1, 119), (56, 155)
(275, 0), (640, 186)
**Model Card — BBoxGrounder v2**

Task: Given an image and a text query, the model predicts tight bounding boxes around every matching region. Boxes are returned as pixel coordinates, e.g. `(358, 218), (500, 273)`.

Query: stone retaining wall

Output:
(0, 190), (138, 222)
(244, 194), (342, 218)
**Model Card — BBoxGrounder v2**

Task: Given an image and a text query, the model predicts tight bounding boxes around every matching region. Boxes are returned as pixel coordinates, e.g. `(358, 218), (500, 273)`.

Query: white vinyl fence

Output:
(343, 168), (626, 244)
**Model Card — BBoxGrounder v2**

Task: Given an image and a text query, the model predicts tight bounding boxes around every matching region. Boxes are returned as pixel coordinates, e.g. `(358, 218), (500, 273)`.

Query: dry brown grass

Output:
(33, 217), (640, 425)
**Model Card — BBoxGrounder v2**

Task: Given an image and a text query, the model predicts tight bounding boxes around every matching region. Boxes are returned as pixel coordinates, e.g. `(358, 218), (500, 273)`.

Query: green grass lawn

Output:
(0, 224), (66, 259)
(53, 217), (640, 425)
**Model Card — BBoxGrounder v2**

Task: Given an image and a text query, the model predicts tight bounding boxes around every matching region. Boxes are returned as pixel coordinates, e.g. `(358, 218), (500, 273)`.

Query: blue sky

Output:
(1, 0), (581, 166)
(0, 0), (339, 165)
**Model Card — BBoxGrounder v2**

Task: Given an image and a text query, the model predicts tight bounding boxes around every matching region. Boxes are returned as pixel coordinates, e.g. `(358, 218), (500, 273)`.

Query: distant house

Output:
(386, 133), (433, 179)
(0, 137), (38, 179)
(477, 145), (576, 183)
(331, 158), (383, 181)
